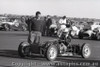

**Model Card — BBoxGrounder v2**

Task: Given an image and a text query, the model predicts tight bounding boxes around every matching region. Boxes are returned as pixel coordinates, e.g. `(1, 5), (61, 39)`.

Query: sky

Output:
(0, 0), (100, 19)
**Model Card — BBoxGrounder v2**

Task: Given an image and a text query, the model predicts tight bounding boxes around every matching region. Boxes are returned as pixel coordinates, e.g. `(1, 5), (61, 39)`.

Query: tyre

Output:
(45, 45), (58, 61)
(96, 33), (100, 40)
(97, 36), (100, 40)
(81, 43), (91, 58)
(91, 34), (96, 40)
(4, 24), (10, 31)
(18, 41), (30, 57)
(91, 33), (100, 40)
(78, 31), (83, 39)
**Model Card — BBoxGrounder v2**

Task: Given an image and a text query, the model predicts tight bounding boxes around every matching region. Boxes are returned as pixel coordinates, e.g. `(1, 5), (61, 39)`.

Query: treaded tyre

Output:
(18, 41), (30, 57)
(78, 31), (83, 39)
(45, 45), (58, 61)
(81, 43), (91, 58)
(91, 34), (97, 40)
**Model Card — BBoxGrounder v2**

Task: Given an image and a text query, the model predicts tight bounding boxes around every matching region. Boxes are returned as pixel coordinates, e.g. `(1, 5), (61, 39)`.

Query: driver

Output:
(59, 28), (71, 53)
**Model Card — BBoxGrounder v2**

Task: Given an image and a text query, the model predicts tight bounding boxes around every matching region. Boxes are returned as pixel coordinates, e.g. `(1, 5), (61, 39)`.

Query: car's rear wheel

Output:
(18, 41), (31, 57)
(81, 43), (91, 58)
(45, 45), (58, 61)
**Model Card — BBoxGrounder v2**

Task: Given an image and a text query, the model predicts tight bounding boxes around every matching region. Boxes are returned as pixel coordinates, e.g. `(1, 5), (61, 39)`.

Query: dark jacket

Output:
(46, 18), (52, 28)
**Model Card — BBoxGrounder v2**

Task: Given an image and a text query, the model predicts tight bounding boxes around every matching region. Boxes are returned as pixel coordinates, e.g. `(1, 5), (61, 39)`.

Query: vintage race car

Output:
(18, 28), (91, 61)
(0, 19), (27, 31)
(78, 22), (100, 40)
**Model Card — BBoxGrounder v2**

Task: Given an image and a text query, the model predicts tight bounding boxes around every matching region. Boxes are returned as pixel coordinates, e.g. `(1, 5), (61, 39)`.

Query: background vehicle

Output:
(91, 28), (100, 40)
(78, 22), (100, 40)
(0, 19), (27, 31)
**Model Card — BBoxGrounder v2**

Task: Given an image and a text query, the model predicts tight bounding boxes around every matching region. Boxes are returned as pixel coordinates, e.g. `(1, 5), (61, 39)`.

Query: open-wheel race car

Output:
(18, 28), (91, 61)
(78, 22), (100, 40)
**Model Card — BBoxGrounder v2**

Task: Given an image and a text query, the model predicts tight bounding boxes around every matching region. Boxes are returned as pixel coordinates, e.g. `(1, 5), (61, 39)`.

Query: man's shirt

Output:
(31, 17), (44, 32)
(59, 18), (66, 25)
(59, 18), (67, 29)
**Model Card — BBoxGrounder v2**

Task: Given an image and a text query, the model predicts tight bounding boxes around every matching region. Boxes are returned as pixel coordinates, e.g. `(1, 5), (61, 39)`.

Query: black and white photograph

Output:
(0, 0), (100, 67)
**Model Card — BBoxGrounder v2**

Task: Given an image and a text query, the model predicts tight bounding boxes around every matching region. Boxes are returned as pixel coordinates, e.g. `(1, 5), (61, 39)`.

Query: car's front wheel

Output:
(81, 43), (91, 58)
(45, 45), (58, 61)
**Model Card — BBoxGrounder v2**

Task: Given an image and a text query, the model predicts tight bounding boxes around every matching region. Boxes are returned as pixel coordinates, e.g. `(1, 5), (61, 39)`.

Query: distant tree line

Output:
(0, 14), (100, 23)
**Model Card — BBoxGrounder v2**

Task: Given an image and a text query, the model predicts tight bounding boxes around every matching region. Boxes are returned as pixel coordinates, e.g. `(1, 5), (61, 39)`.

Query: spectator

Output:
(49, 19), (57, 36)
(45, 15), (52, 36)
(42, 17), (47, 36)
(66, 19), (71, 28)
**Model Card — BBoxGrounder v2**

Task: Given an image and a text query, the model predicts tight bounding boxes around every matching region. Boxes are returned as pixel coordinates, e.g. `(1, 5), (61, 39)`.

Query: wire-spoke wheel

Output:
(81, 43), (91, 58)
(45, 45), (58, 61)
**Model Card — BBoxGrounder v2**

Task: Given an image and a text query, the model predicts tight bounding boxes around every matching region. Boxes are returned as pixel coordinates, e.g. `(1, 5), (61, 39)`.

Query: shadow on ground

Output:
(0, 49), (100, 67)
(0, 49), (47, 61)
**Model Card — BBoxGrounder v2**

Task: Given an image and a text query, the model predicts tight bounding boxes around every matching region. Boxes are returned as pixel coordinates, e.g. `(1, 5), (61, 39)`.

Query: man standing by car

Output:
(28, 11), (44, 44)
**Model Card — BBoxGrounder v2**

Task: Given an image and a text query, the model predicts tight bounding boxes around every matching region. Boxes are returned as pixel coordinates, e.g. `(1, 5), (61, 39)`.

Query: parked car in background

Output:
(78, 22), (100, 40)
(0, 18), (27, 31)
